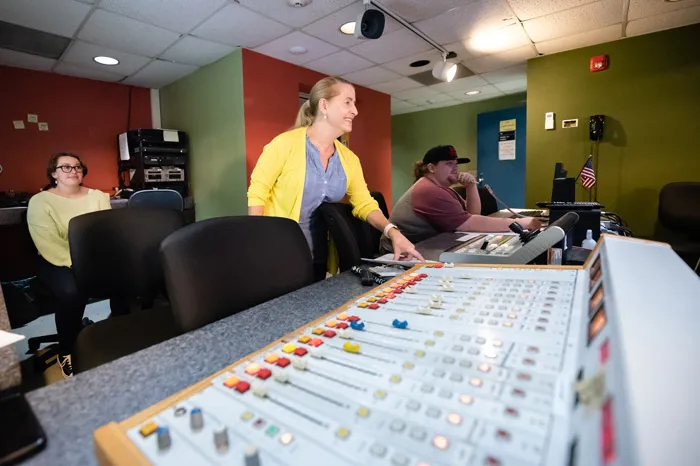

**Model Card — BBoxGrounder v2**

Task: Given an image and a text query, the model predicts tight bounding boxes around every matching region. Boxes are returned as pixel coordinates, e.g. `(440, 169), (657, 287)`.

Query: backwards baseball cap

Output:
(422, 145), (470, 165)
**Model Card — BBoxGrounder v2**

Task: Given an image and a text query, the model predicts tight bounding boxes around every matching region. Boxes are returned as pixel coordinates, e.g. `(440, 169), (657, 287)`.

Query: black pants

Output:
(37, 258), (129, 354)
(310, 212), (329, 283)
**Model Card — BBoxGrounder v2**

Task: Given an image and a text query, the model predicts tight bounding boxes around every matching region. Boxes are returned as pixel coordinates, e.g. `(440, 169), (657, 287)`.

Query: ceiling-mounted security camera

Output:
(355, 8), (385, 39)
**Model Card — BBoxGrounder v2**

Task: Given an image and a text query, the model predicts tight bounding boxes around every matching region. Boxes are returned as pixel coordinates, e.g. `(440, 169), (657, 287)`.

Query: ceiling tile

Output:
(536, 24), (622, 55)
(61, 40), (151, 75)
(303, 50), (373, 76)
(378, 0), (476, 22)
(349, 29), (433, 64)
(428, 74), (489, 93)
(253, 31), (338, 66)
(191, 3), (291, 48)
(424, 100), (464, 110)
(302, 2), (402, 48)
(508, 0), (597, 22)
(522, 0), (623, 42)
(627, 5), (700, 37)
(54, 61), (126, 82)
(413, 0), (518, 45)
(407, 93), (454, 106)
(342, 66), (401, 86)
(78, 9), (181, 57)
(628, 0), (700, 21)
(465, 45), (537, 74)
(391, 99), (417, 111)
(0, 0), (92, 37)
(0, 48), (56, 71)
(447, 84), (502, 100)
(99, 0), (228, 34)
(479, 64), (527, 84)
(238, 0), (355, 28)
(160, 35), (236, 66)
(391, 86), (440, 101)
(456, 91), (507, 103)
(392, 106), (419, 115)
(122, 59), (198, 88)
(446, 24), (533, 59)
(493, 77), (527, 93)
(370, 77), (423, 94)
(382, 49), (444, 76)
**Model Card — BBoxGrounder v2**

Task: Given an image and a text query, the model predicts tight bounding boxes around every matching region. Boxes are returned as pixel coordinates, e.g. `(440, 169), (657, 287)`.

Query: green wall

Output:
(160, 50), (246, 220)
(391, 94), (526, 205)
(527, 24), (700, 237)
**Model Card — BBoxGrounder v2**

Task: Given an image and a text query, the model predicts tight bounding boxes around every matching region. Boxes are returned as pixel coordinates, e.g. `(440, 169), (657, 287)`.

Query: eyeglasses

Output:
(56, 165), (84, 173)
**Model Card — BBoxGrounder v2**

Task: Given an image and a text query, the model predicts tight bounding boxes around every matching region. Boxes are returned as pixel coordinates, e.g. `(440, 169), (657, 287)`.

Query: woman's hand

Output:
(388, 229), (425, 262)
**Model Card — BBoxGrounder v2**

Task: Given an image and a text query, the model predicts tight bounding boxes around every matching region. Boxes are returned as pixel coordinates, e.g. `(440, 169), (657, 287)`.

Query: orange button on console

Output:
(337, 313), (349, 321)
(224, 375), (240, 388)
(298, 336), (311, 344)
(245, 363), (261, 375)
(264, 354), (279, 364)
(325, 320), (337, 328)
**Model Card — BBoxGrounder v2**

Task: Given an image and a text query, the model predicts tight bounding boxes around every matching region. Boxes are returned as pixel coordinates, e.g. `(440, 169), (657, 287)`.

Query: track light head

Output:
(355, 8), (385, 39)
(433, 60), (457, 82)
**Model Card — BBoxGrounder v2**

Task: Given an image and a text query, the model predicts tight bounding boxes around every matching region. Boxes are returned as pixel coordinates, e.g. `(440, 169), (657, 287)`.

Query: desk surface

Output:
(22, 272), (366, 466)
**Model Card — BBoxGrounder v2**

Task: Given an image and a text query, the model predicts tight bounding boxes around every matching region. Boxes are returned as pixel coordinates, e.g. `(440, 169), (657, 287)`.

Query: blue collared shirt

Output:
(299, 135), (347, 258)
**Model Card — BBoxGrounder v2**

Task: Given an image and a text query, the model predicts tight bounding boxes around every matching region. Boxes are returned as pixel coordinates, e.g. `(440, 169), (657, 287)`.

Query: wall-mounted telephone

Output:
(589, 115), (605, 141)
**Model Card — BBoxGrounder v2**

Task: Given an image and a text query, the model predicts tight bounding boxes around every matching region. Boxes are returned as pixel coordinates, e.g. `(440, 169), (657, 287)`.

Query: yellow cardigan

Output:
(247, 126), (380, 221)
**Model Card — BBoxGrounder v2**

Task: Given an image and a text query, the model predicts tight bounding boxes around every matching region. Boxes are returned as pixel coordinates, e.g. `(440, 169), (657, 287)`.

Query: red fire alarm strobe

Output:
(590, 55), (609, 72)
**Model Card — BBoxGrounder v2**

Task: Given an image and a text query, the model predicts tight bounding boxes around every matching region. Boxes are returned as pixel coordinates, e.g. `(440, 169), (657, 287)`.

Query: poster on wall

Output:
(498, 119), (516, 160)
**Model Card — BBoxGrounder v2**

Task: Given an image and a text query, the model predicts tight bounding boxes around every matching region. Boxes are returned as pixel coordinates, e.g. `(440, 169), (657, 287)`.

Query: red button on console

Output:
(336, 322), (349, 329)
(347, 316), (360, 322)
(276, 357), (291, 368)
(294, 348), (308, 357)
(323, 330), (336, 338)
(235, 381), (251, 393)
(369, 303), (379, 309)
(256, 368), (272, 380)
(308, 338), (324, 347)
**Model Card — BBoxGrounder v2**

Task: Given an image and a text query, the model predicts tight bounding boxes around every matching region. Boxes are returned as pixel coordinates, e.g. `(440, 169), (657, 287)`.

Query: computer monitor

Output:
(554, 162), (568, 179)
(552, 162), (575, 202)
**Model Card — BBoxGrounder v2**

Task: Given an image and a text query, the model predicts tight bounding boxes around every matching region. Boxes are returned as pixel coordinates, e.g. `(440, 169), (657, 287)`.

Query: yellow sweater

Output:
(247, 127), (380, 221)
(27, 189), (111, 267)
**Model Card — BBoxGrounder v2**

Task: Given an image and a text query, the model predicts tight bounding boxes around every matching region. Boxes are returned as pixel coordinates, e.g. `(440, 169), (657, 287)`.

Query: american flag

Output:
(579, 157), (596, 189)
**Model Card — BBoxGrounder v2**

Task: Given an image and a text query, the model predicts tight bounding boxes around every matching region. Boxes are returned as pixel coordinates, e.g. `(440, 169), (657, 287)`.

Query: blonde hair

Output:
(414, 161), (430, 182)
(294, 76), (353, 128)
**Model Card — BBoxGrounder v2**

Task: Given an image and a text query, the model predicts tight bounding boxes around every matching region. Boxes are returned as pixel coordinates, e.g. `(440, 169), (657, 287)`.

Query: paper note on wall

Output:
(499, 119), (516, 132)
(27, 114), (38, 123)
(38, 122), (49, 131)
(13, 120), (25, 129)
(163, 130), (179, 142)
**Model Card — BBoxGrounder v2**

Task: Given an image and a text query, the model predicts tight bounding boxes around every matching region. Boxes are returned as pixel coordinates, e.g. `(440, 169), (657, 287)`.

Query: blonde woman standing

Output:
(248, 77), (423, 280)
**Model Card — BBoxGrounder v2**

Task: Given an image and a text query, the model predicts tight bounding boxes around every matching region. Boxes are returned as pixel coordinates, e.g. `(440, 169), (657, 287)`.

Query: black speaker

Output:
(589, 115), (605, 141)
(355, 9), (385, 39)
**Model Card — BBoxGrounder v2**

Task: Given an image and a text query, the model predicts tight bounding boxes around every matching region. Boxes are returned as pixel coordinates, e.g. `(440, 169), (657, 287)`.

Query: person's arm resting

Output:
(247, 140), (285, 216)
(27, 201), (68, 266)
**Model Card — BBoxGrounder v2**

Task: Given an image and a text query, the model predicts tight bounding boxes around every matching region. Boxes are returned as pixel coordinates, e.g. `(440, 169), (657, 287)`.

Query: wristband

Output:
(383, 223), (398, 237)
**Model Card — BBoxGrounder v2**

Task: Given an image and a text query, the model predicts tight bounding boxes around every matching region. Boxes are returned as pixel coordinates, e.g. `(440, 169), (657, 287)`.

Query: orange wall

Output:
(242, 49), (393, 209)
(0, 66), (151, 193)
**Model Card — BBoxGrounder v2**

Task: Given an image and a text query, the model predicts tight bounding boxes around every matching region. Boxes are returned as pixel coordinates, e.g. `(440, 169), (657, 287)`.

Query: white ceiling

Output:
(0, 0), (699, 115)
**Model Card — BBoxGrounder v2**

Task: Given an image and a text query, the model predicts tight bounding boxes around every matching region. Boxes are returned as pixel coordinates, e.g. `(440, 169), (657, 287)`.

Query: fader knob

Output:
(190, 408), (204, 431)
(156, 426), (172, 451)
(214, 427), (229, 452)
(244, 444), (261, 466)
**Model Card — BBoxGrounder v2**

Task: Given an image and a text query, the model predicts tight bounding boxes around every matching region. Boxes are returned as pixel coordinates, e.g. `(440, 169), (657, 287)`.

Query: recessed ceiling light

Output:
(93, 56), (119, 66)
(340, 21), (356, 35)
(289, 46), (308, 55)
(410, 59), (430, 67)
(465, 90), (481, 96)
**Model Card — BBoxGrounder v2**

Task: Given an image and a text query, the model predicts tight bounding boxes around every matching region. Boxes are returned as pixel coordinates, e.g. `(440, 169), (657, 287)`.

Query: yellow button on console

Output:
(336, 427), (351, 439)
(374, 390), (387, 399)
(389, 375), (402, 383)
(297, 336), (311, 344)
(241, 411), (254, 421)
(357, 302), (369, 308)
(223, 375), (240, 388)
(434, 331), (444, 337)
(375, 292), (385, 297)
(245, 363), (261, 375)
(281, 344), (296, 354)
(356, 407), (370, 418)
(312, 328), (324, 335)
(343, 342), (360, 353)
(415, 350), (425, 358)
(425, 340), (436, 347)
(367, 297), (377, 303)
(139, 421), (158, 438)
(403, 362), (415, 369)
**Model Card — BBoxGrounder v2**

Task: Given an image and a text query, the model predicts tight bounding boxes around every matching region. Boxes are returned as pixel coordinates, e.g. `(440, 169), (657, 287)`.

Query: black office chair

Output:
(160, 216), (314, 333)
(318, 203), (363, 272)
(70, 208), (185, 373)
(128, 189), (184, 211)
(654, 182), (700, 272)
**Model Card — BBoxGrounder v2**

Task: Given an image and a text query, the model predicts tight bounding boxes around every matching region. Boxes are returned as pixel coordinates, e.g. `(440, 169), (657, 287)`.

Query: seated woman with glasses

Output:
(27, 152), (120, 378)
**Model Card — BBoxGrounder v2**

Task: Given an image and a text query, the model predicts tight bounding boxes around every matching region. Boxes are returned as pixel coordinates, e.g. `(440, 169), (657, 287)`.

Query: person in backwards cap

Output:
(383, 145), (541, 248)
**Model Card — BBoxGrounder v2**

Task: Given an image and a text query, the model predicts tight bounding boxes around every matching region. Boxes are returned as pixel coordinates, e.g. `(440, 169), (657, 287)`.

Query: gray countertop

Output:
(22, 271), (367, 466)
(0, 283), (21, 391)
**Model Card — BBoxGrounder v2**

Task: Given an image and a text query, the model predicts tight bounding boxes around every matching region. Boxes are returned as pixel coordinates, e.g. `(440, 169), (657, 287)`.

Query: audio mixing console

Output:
(94, 235), (700, 466)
